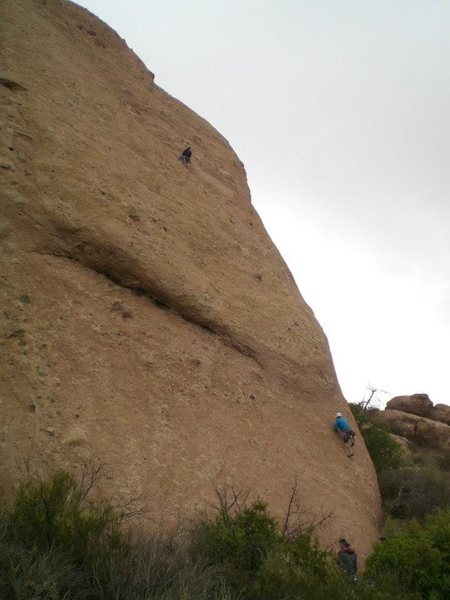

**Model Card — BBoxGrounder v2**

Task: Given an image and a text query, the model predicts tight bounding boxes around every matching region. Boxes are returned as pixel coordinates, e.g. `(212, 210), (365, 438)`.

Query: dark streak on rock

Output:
(0, 77), (27, 91)
(35, 250), (262, 369)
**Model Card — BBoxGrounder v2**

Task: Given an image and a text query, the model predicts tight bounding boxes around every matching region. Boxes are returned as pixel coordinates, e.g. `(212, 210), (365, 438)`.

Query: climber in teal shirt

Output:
(334, 412), (356, 457)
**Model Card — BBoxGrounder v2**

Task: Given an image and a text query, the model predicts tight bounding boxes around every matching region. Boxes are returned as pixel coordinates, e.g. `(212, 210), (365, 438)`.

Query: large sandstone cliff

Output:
(0, 0), (381, 558)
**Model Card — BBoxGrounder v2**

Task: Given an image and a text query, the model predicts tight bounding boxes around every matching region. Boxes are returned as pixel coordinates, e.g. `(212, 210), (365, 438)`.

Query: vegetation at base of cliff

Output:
(366, 510), (450, 599)
(350, 402), (450, 521)
(0, 468), (449, 599)
(347, 401), (450, 598)
(189, 491), (352, 600)
(349, 402), (405, 472)
(0, 469), (229, 600)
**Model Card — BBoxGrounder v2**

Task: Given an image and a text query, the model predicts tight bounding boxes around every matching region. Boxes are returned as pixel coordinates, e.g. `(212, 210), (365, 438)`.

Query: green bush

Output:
(437, 450), (450, 472)
(4, 468), (448, 600)
(191, 499), (281, 597)
(10, 470), (126, 565)
(88, 530), (233, 600)
(255, 533), (351, 600)
(364, 510), (450, 599)
(379, 465), (450, 520)
(0, 532), (84, 599)
(0, 470), (234, 599)
(191, 495), (358, 600)
(350, 403), (405, 473)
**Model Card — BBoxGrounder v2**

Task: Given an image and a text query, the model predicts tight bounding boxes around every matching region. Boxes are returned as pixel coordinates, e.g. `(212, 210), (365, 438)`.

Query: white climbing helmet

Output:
(336, 412), (342, 418)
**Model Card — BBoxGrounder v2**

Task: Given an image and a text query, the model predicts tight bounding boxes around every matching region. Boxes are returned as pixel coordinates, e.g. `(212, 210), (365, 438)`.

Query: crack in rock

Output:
(35, 250), (262, 369)
(0, 78), (27, 91)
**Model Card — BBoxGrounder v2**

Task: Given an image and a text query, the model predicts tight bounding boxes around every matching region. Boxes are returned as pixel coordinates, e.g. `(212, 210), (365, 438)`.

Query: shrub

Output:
(350, 403), (405, 473)
(0, 503), (86, 599)
(191, 491), (359, 600)
(191, 498), (281, 597)
(89, 530), (233, 600)
(255, 533), (352, 600)
(437, 450), (450, 472)
(379, 465), (450, 520)
(364, 510), (450, 599)
(6, 469), (447, 599)
(1, 469), (234, 599)
(10, 469), (126, 565)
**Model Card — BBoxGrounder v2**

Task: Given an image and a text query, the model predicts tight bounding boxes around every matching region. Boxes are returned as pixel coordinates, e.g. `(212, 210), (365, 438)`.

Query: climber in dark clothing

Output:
(338, 538), (358, 582)
(179, 146), (192, 166)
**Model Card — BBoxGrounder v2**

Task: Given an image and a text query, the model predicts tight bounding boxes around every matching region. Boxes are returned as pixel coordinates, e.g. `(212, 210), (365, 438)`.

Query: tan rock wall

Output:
(378, 410), (450, 453)
(432, 404), (450, 426)
(386, 394), (433, 418)
(0, 0), (381, 560)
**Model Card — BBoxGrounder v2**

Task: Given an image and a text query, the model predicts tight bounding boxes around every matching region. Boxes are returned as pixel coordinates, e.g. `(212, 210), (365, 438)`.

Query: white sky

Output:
(75, 1), (450, 408)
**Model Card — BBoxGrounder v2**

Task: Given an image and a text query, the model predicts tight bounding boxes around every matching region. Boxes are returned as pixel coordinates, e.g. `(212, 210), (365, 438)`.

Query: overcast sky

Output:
(76, 0), (450, 408)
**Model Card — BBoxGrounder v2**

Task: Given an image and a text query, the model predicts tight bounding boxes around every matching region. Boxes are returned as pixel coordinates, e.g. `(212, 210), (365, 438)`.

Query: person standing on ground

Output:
(333, 412), (356, 457)
(337, 538), (358, 582)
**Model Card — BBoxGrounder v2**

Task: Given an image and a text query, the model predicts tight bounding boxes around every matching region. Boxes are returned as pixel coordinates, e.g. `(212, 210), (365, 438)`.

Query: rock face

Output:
(432, 404), (450, 426)
(389, 433), (411, 455)
(0, 0), (381, 558)
(379, 410), (450, 453)
(386, 394), (433, 418)
(383, 394), (450, 453)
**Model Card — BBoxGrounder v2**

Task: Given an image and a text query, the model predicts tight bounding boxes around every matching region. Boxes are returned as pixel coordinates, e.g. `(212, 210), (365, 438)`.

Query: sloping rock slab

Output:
(386, 394), (433, 418)
(0, 0), (381, 561)
(431, 404), (450, 426)
(378, 410), (450, 452)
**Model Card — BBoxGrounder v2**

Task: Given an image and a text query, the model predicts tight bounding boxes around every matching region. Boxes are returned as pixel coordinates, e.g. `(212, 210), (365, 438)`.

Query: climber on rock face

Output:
(179, 146), (192, 166)
(334, 412), (356, 457)
(337, 538), (358, 582)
